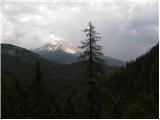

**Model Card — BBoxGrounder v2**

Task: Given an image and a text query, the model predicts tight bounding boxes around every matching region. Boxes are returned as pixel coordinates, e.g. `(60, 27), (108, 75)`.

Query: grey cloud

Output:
(2, 0), (158, 61)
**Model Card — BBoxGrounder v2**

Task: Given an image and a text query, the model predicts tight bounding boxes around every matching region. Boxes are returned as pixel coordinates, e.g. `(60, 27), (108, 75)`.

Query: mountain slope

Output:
(33, 43), (125, 66)
(1, 43), (158, 118)
(110, 44), (159, 94)
(103, 44), (159, 118)
(61, 44), (159, 119)
(35, 49), (77, 64)
(103, 56), (125, 67)
(1, 43), (63, 92)
(1, 43), (117, 94)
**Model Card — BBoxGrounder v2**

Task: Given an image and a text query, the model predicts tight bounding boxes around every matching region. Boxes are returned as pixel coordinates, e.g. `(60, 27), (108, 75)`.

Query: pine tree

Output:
(79, 22), (104, 118)
(79, 22), (104, 81)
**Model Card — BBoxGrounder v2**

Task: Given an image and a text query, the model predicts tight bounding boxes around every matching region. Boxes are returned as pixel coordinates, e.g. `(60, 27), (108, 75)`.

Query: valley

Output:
(1, 43), (159, 118)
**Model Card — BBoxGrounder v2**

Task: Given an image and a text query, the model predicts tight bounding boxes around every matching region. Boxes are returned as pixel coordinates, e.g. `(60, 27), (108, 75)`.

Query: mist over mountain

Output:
(36, 37), (76, 54)
(33, 39), (125, 66)
(33, 39), (78, 64)
(2, 1), (158, 61)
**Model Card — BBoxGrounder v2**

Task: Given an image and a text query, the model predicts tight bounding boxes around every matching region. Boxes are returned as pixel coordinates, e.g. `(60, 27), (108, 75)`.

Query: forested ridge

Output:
(101, 44), (159, 118)
(1, 44), (159, 119)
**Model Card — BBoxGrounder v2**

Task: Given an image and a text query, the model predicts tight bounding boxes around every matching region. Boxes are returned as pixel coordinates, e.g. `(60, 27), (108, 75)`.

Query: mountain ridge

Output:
(33, 43), (125, 66)
(1, 43), (118, 94)
(1, 43), (158, 118)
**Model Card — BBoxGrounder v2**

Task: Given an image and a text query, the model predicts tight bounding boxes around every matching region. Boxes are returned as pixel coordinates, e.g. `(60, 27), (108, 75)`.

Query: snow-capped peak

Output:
(36, 34), (76, 54)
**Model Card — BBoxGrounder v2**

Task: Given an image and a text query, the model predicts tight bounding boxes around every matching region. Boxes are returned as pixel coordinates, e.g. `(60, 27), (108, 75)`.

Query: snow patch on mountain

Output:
(37, 34), (76, 54)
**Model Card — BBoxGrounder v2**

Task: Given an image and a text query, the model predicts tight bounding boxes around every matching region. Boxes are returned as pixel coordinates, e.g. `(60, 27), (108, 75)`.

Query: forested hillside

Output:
(1, 44), (159, 118)
(1, 43), (117, 118)
(100, 44), (159, 118)
(59, 44), (159, 119)
(1, 22), (159, 119)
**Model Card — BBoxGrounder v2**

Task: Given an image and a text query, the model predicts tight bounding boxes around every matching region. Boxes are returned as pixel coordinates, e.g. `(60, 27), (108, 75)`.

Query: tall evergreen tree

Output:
(79, 22), (104, 118)
(79, 22), (104, 80)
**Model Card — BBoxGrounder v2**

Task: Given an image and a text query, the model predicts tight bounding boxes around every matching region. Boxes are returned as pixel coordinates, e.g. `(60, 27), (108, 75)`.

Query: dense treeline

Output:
(1, 44), (159, 118)
(60, 45), (159, 119)
(101, 44), (159, 118)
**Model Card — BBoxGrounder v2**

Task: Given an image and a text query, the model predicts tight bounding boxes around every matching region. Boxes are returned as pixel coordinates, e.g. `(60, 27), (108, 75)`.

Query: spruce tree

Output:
(79, 22), (104, 80)
(79, 22), (104, 118)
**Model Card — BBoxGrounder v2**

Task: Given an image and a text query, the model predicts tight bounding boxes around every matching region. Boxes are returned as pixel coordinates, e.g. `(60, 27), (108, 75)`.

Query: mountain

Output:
(103, 44), (159, 118)
(33, 42), (125, 66)
(1, 43), (117, 94)
(59, 43), (159, 119)
(35, 42), (76, 54)
(34, 45), (77, 64)
(1, 43), (63, 93)
(103, 56), (125, 67)
(110, 44), (159, 94)
(2, 43), (158, 118)
(33, 40), (77, 64)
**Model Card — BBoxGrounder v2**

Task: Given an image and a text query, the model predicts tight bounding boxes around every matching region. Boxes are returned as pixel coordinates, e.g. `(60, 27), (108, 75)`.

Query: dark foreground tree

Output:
(79, 22), (104, 118)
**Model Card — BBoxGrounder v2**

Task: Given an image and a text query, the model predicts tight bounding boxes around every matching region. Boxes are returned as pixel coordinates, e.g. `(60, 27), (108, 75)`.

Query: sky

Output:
(1, 0), (159, 61)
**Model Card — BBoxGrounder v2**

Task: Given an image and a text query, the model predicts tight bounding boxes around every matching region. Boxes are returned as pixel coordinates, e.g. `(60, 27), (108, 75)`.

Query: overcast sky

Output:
(1, 0), (158, 61)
